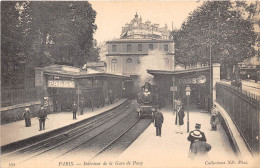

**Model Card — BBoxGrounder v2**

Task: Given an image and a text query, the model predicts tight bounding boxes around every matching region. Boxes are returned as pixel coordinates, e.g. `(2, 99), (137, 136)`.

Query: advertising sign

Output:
(48, 80), (75, 88)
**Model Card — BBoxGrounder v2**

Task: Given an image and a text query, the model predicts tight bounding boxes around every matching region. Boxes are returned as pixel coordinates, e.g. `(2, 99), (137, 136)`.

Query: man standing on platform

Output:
(38, 105), (48, 131)
(175, 106), (185, 134)
(72, 102), (77, 120)
(153, 110), (164, 137)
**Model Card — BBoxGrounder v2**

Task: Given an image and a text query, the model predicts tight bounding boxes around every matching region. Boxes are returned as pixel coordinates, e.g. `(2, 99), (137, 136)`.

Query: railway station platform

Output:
(118, 106), (258, 168)
(0, 98), (127, 147)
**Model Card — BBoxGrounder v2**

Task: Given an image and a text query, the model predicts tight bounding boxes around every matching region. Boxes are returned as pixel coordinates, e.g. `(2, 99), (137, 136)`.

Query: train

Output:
(137, 82), (159, 118)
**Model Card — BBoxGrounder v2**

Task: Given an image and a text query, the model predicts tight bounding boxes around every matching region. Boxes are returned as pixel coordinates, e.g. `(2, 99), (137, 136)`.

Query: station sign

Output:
(178, 75), (206, 85)
(48, 80), (75, 88)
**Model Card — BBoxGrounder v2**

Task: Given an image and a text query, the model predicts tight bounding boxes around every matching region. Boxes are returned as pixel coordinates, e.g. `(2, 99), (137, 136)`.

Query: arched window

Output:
(164, 58), (169, 70)
(149, 44), (153, 50)
(112, 45), (117, 52)
(138, 44), (142, 52)
(127, 44), (132, 53)
(126, 58), (132, 73)
(111, 59), (117, 73)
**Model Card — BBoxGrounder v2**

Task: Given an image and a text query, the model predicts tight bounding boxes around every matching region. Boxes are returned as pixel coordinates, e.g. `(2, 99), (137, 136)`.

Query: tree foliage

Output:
(1, 1), (99, 88)
(173, 1), (257, 68)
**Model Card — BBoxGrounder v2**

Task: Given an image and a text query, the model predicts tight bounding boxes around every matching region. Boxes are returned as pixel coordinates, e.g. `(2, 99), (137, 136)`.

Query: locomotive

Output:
(137, 82), (159, 118)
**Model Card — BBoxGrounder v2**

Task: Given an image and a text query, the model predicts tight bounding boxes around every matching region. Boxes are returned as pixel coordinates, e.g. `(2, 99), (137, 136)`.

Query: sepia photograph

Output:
(1, 1), (260, 168)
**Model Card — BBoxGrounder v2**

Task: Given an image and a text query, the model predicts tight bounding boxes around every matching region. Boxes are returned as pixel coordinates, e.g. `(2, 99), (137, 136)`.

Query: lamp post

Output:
(185, 85), (191, 133)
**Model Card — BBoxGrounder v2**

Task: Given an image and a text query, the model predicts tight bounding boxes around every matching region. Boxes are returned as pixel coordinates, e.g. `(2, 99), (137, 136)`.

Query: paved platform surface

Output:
(118, 107), (258, 168)
(1, 99), (127, 147)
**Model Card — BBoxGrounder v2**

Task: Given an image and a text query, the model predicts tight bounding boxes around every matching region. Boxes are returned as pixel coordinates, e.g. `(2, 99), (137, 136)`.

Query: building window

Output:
(149, 44), (153, 50)
(126, 58), (132, 73)
(164, 45), (168, 52)
(127, 44), (132, 53)
(164, 58), (169, 69)
(137, 58), (141, 72)
(138, 44), (142, 51)
(111, 59), (117, 73)
(112, 45), (117, 52)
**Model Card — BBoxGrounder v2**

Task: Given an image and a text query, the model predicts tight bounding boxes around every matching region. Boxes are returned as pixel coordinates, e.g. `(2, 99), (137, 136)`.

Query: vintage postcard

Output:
(1, 1), (260, 168)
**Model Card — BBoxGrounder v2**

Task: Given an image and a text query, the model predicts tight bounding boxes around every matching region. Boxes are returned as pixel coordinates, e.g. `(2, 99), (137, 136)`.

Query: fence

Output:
(216, 82), (260, 154)
(1, 88), (41, 107)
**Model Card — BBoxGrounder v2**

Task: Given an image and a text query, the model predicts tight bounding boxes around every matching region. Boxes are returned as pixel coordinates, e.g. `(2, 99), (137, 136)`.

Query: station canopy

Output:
(39, 64), (130, 80)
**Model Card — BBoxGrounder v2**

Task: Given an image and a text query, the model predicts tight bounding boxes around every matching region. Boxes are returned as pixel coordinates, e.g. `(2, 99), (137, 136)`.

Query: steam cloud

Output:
(138, 50), (173, 86)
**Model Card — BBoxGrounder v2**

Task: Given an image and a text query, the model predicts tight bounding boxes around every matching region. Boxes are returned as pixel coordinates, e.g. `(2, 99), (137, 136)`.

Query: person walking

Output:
(72, 102), (77, 120)
(189, 136), (212, 159)
(187, 123), (206, 149)
(22, 107), (31, 127)
(153, 110), (164, 137)
(38, 106), (47, 131)
(175, 106), (185, 134)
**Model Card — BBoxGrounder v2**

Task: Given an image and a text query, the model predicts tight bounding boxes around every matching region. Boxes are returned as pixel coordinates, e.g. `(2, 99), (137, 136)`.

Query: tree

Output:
(1, 1), (99, 88)
(1, 1), (26, 88)
(173, 1), (257, 77)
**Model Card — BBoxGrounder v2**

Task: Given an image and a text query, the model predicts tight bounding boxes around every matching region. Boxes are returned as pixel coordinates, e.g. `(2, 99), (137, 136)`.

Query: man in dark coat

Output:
(175, 106), (185, 134)
(38, 106), (47, 131)
(190, 137), (211, 159)
(153, 110), (164, 137)
(72, 102), (77, 120)
(187, 123), (207, 149)
(23, 107), (31, 127)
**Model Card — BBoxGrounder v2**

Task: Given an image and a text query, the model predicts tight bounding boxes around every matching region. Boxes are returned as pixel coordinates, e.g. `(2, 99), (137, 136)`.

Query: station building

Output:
(35, 64), (130, 112)
(106, 13), (174, 77)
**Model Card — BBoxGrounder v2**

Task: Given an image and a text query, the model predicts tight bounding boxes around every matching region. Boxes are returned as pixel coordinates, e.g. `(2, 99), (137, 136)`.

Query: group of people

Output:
(22, 105), (48, 131)
(152, 101), (220, 160)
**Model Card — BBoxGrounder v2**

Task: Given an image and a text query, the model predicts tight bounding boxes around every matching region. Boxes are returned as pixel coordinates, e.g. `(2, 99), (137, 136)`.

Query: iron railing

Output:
(216, 82), (260, 154)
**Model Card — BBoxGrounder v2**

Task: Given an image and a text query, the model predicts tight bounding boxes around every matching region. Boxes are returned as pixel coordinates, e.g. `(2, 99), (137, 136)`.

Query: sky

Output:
(90, 1), (203, 44)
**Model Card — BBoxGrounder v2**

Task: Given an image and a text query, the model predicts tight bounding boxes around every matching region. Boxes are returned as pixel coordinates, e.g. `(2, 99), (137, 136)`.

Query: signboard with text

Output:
(178, 75), (206, 85)
(48, 80), (75, 88)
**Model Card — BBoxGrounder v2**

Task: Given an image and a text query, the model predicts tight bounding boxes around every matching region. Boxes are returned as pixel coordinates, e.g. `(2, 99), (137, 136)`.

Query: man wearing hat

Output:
(153, 110), (164, 137)
(187, 123), (207, 148)
(72, 102), (77, 120)
(175, 104), (185, 134)
(38, 105), (48, 131)
(22, 107), (31, 127)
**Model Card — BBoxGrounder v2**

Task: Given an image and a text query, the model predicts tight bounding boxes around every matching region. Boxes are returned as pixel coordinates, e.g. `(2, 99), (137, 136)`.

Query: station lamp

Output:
(185, 85), (191, 132)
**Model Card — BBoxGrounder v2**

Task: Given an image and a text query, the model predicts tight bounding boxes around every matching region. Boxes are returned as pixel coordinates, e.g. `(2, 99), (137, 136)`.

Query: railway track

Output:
(51, 111), (152, 163)
(1, 100), (134, 166)
(92, 118), (152, 160)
